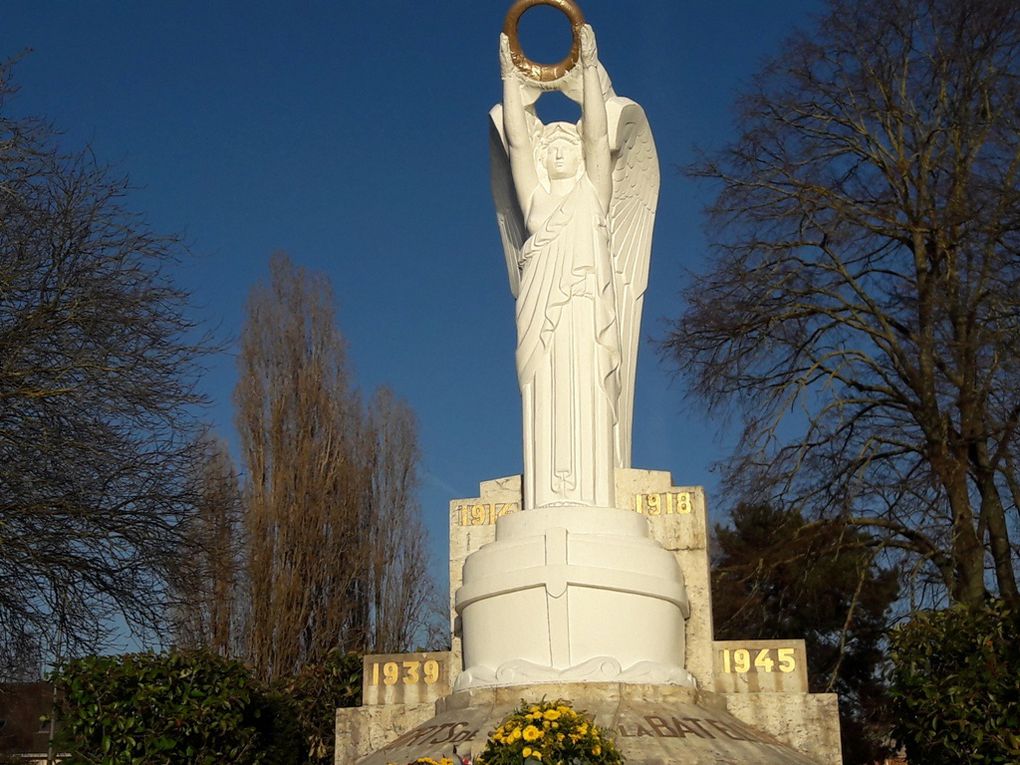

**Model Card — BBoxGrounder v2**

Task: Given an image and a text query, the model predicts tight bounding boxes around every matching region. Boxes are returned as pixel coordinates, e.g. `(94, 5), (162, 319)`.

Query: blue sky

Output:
(3, 1), (824, 609)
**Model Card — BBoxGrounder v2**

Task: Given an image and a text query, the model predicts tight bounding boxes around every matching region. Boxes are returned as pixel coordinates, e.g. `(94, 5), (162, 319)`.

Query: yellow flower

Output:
(522, 747), (532, 757)
(522, 725), (543, 742)
(531, 752), (542, 761)
(543, 709), (561, 721)
(592, 745), (602, 756)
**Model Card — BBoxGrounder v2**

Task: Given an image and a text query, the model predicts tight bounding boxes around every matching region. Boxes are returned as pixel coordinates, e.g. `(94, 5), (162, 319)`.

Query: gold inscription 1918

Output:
(634, 491), (693, 515)
(456, 502), (520, 527)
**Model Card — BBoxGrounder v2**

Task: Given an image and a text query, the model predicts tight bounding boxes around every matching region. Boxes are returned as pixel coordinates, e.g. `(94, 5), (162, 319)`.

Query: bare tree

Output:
(171, 436), (244, 656)
(235, 253), (433, 681)
(0, 61), (211, 674)
(364, 388), (434, 654)
(663, 0), (1020, 608)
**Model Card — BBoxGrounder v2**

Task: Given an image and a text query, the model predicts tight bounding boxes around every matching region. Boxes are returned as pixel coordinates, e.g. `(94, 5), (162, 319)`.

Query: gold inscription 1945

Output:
(720, 647), (797, 674)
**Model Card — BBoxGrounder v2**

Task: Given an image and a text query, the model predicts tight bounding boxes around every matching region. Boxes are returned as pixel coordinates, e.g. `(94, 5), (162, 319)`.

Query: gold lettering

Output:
(647, 493), (661, 515)
(456, 502), (520, 526)
(423, 659), (440, 684)
(402, 660), (420, 684)
(754, 648), (775, 672)
(778, 647), (796, 673)
(733, 649), (751, 673)
(677, 492), (692, 514)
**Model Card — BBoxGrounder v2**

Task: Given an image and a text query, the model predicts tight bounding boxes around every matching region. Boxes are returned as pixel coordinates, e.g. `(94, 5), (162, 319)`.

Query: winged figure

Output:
(490, 22), (659, 510)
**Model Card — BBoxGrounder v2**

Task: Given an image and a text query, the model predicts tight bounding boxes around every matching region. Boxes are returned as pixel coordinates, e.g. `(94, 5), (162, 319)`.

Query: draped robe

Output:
(516, 176), (622, 509)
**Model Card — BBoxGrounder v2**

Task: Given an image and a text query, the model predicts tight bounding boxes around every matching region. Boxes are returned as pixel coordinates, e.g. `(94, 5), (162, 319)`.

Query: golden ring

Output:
(503, 0), (586, 83)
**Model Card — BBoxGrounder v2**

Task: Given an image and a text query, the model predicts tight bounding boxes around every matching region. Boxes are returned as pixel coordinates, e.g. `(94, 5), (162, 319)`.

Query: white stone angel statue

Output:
(490, 18), (659, 511)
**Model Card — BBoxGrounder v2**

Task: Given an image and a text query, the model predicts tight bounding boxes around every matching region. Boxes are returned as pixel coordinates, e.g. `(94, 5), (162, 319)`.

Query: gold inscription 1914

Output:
(456, 502), (519, 527)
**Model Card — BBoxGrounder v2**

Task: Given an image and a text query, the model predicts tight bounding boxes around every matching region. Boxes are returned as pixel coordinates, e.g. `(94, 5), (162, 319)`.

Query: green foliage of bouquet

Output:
(477, 700), (624, 765)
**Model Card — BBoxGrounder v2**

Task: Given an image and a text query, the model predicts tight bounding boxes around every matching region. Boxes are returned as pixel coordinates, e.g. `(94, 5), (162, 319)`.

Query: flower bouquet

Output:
(476, 699), (624, 765)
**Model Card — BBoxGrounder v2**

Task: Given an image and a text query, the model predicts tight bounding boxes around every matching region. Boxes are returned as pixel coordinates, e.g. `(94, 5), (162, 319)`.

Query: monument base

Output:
(456, 506), (694, 690)
(340, 682), (842, 765)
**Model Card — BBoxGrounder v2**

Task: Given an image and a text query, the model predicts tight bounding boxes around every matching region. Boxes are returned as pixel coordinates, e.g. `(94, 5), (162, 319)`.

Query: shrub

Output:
(277, 649), (362, 764)
(53, 650), (302, 765)
(889, 599), (1020, 764)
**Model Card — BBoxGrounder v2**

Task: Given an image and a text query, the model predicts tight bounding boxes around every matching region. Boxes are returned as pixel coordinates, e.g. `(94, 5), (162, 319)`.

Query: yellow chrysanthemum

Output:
(522, 747), (532, 757)
(543, 709), (561, 721)
(592, 745), (602, 756)
(523, 724), (543, 742)
(531, 752), (542, 761)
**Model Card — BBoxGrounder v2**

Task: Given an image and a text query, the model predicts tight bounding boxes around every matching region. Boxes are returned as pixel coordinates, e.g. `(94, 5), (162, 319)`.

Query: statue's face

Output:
(545, 138), (582, 180)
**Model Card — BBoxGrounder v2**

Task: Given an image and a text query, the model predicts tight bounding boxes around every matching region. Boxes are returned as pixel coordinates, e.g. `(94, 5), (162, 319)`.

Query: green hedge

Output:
(53, 651), (303, 765)
(889, 599), (1020, 764)
(52, 649), (362, 764)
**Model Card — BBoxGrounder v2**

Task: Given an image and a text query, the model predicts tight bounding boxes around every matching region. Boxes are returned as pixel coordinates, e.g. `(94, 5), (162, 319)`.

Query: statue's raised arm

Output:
(489, 0), (659, 509)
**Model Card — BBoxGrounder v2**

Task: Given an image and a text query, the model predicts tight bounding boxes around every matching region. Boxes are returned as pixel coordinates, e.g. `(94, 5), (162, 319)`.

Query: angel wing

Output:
(607, 98), (659, 468)
(488, 105), (527, 298)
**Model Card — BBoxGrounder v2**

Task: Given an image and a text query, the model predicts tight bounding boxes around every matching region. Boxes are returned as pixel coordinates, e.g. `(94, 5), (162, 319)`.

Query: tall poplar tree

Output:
(234, 253), (433, 680)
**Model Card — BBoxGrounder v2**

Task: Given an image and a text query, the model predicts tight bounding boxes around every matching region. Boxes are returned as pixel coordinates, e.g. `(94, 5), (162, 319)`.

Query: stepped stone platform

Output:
(336, 470), (843, 764)
(351, 682), (839, 765)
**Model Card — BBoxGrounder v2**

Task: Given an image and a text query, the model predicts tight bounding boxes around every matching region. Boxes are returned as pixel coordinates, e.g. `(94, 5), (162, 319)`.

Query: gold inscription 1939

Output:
(367, 659), (442, 687)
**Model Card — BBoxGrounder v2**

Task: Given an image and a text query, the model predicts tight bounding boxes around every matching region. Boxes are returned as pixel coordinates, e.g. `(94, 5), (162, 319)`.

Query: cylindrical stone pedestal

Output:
(454, 506), (694, 690)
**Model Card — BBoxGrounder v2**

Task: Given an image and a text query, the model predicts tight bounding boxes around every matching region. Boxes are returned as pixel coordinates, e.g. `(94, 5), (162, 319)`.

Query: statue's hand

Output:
(499, 33), (517, 81)
(579, 24), (598, 68)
